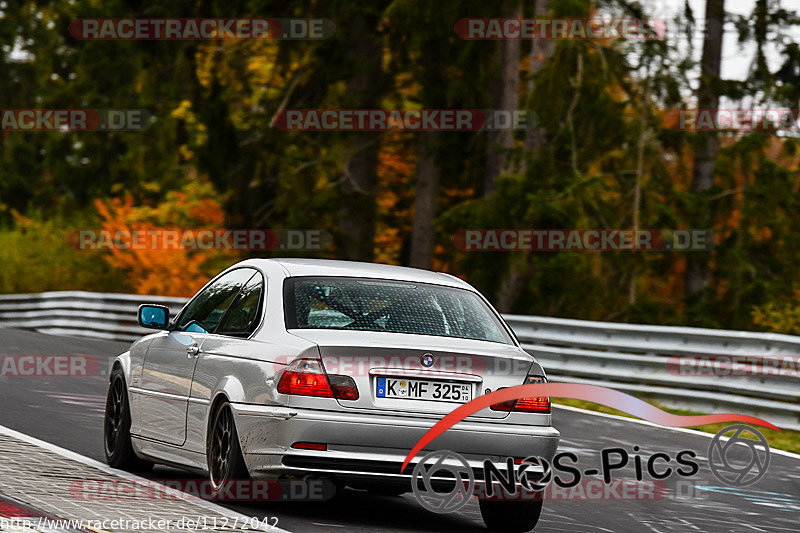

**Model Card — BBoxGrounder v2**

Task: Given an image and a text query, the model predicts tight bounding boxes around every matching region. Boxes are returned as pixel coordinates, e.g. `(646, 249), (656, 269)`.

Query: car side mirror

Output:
(138, 304), (170, 330)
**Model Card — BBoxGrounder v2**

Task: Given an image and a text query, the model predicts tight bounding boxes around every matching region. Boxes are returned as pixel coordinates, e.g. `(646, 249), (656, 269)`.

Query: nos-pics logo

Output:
(411, 424), (770, 513)
(708, 425), (770, 486)
(411, 450), (548, 513)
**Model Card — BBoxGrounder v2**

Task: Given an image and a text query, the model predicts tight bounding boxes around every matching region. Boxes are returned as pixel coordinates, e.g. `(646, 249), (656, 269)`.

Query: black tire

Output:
(207, 402), (250, 500)
(479, 499), (543, 532)
(104, 368), (153, 472)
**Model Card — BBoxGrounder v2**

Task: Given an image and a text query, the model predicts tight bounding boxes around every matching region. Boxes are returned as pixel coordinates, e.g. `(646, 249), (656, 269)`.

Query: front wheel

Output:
(479, 499), (543, 532)
(104, 369), (153, 471)
(207, 402), (249, 500)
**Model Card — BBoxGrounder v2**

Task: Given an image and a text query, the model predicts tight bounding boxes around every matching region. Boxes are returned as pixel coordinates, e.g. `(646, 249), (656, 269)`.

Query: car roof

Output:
(236, 258), (473, 290)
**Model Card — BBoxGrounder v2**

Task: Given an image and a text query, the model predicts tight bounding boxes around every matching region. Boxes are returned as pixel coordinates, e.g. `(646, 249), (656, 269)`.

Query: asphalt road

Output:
(1, 327), (799, 532)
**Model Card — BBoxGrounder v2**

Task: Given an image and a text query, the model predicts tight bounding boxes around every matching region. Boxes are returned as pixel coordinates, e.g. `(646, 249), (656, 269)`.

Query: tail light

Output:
(278, 358), (359, 400)
(490, 376), (550, 413)
(328, 374), (359, 400)
(291, 442), (328, 451)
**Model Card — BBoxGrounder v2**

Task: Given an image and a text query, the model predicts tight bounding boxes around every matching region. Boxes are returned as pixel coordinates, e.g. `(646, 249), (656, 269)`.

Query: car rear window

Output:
(284, 276), (513, 344)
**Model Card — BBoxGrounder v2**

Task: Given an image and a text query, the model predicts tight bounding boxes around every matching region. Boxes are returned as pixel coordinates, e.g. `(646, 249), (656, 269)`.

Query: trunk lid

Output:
(288, 330), (534, 419)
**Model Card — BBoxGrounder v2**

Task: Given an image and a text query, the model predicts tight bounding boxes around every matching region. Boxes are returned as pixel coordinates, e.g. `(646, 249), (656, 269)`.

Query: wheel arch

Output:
(110, 351), (131, 382)
(205, 384), (240, 449)
(205, 375), (250, 460)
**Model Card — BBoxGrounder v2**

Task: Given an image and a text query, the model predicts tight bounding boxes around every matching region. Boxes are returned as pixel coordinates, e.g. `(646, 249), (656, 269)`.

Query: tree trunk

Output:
(523, 0), (553, 157)
(685, 0), (725, 296)
(409, 133), (440, 269)
(337, 8), (383, 261)
(339, 134), (379, 261)
(629, 75), (650, 304)
(484, 0), (522, 196)
(494, 0), (552, 312)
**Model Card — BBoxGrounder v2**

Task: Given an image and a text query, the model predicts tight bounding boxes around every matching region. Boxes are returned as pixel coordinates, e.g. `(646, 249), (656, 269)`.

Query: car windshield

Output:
(284, 277), (513, 344)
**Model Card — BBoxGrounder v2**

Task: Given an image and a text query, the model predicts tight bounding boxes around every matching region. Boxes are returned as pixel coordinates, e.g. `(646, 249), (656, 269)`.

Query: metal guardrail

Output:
(504, 314), (800, 431)
(0, 291), (797, 430)
(0, 291), (188, 342)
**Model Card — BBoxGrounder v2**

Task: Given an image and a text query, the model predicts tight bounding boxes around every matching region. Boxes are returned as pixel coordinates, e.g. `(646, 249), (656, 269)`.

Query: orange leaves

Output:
(374, 133), (416, 264)
(753, 226), (773, 242)
(378, 135), (416, 179)
(374, 228), (402, 265)
(93, 180), (235, 297)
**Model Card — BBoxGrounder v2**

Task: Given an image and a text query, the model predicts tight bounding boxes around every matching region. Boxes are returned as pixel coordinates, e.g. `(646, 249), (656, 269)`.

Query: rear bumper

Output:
(230, 403), (560, 483)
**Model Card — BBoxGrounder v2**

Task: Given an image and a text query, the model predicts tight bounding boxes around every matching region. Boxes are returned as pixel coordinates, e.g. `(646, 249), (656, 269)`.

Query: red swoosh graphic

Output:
(401, 383), (780, 473)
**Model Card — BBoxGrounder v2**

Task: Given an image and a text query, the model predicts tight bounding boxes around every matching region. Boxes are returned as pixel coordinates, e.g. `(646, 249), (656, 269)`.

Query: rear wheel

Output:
(207, 402), (249, 500)
(104, 368), (153, 471)
(479, 499), (543, 532)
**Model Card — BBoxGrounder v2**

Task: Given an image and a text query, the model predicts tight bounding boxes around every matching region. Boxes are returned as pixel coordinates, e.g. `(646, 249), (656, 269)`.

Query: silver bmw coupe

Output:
(105, 258), (560, 531)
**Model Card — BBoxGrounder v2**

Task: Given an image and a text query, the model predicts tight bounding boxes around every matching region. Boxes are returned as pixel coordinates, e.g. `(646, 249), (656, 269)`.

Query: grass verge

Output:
(552, 398), (800, 455)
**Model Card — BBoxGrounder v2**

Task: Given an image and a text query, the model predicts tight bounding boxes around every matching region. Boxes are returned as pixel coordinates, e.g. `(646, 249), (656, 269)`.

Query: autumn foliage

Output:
(93, 180), (235, 297)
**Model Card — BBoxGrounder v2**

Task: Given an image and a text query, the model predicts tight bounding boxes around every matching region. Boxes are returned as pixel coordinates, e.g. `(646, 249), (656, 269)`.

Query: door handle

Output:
(187, 345), (200, 358)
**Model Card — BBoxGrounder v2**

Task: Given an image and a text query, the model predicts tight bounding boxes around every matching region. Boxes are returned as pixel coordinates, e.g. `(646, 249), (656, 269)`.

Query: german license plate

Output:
(375, 377), (472, 402)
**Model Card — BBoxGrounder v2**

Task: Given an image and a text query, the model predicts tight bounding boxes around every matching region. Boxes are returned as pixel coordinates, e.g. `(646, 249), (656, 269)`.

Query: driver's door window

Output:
(216, 273), (265, 337)
(177, 268), (257, 333)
